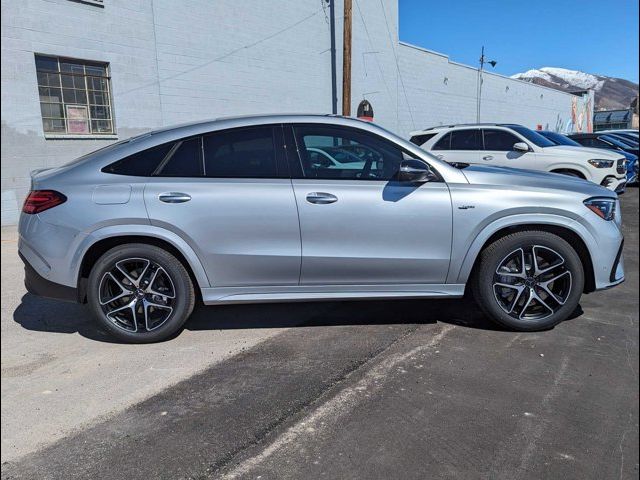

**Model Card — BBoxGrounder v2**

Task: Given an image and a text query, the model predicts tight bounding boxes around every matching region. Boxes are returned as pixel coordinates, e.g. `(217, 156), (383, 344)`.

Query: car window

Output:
(483, 129), (521, 151)
(293, 125), (407, 180)
(409, 132), (437, 146)
(507, 125), (556, 147)
(539, 131), (582, 147)
(450, 129), (481, 150)
(432, 132), (452, 150)
(601, 135), (637, 149)
(203, 126), (278, 178)
(102, 142), (174, 176)
(579, 137), (609, 148)
(156, 137), (203, 177)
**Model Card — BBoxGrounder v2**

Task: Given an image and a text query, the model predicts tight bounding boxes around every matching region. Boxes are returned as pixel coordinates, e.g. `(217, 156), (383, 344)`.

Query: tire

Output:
(87, 244), (195, 343)
(471, 231), (584, 331)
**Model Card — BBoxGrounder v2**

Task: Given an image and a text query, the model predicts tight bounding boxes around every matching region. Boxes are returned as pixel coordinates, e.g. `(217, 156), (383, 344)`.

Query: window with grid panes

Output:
(35, 54), (114, 135)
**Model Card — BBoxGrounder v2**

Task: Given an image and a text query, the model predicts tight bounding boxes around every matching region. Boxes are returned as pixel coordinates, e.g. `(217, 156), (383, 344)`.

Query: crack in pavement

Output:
(216, 324), (455, 479)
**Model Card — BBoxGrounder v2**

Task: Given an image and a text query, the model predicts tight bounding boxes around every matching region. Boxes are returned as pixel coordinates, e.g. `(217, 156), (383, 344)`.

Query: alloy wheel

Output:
(98, 258), (176, 333)
(493, 245), (572, 321)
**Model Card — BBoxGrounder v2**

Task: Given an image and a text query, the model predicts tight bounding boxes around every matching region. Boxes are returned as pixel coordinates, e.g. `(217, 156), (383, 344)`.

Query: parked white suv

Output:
(409, 124), (627, 192)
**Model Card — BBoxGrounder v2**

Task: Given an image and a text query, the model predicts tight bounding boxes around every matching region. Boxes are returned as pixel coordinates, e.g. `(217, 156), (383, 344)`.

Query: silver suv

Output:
(19, 115), (625, 342)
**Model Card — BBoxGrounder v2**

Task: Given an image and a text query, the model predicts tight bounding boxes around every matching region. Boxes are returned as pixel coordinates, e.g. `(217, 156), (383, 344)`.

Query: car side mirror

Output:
(513, 142), (530, 152)
(398, 159), (436, 183)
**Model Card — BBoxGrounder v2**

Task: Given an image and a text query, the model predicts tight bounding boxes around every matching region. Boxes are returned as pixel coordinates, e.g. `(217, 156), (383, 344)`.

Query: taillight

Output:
(22, 190), (67, 214)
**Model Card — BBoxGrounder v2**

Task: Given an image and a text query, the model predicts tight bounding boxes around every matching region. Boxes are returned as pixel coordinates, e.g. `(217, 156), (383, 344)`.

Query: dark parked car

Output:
(599, 130), (639, 144)
(539, 131), (638, 184)
(568, 133), (639, 159)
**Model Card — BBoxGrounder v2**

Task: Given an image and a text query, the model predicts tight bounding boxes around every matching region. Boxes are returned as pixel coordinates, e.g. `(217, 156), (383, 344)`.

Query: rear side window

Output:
(102, 143), (173, 176)
(450, 129), (481, 150)
(409, 132), (437, 146)
(156, 138), (203, 177)
(432, 132), (452, 150)
(203, 126), (278, 178)
(483, 129), (521, 151)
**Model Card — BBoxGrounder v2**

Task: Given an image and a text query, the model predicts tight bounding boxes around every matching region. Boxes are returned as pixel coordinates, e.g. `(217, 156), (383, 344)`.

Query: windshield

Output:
(539, 131), (582, 147)
(508, 125), (556, 148)
(601, 134), (638, 149)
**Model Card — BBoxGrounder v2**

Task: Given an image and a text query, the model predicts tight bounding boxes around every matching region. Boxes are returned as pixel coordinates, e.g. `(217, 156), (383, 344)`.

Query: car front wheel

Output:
(472, 231), (584, 331)
(87, 244), (195, 343)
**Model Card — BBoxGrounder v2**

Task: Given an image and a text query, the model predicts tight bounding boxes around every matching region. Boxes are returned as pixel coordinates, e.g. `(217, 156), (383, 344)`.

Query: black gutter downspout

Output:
(329, 0), (338, 114)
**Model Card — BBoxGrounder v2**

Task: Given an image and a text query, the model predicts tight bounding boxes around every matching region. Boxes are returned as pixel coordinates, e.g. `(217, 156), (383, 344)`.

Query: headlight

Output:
(588, 159), (614, 168)
(584, 197), (617, 220)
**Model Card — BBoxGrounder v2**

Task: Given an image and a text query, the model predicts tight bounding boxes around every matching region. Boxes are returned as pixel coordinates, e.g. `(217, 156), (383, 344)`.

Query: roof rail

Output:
(416, 122), (524, 131)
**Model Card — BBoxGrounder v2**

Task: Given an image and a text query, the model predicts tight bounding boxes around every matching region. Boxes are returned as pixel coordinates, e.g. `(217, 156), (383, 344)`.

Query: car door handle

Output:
(306, 192), (338, 204)
(435, 154), (445, 160)
(482, 155), (493, 160)
(159, 192), (191, 203)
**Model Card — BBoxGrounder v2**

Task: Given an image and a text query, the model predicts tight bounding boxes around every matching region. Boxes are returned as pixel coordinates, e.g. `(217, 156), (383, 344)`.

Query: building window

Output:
(35, 54), (114, 136)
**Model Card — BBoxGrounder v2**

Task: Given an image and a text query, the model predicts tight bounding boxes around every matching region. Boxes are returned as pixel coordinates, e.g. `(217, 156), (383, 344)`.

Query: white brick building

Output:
(1, 0), (592, 225)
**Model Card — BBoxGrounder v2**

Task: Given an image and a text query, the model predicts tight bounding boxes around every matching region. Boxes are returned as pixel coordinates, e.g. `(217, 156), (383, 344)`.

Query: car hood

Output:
(460, 164), (613, 197)
(544, 145), (624, 160)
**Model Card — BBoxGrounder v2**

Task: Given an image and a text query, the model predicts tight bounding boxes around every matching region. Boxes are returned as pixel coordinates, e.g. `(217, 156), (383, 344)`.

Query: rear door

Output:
(430, 129), (481, 165)
(144, 126), (301, 287)
(287, 124), (452, 286)
(481, 128), (536, 169)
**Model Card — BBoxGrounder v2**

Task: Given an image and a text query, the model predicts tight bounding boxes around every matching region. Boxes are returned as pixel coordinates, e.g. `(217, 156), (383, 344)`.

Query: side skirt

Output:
(201, 284), (466, 305)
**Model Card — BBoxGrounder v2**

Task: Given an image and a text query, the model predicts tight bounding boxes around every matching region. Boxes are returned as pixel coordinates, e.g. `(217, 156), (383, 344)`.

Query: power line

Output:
(354, 0), (394, 106)
(117, 7), (324, 98)
(10, 7), (326, 127)
(378, 0), (415, 130)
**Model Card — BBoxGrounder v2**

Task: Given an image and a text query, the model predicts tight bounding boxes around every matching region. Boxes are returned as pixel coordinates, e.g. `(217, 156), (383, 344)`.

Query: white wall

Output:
(0, 0), (586, 225)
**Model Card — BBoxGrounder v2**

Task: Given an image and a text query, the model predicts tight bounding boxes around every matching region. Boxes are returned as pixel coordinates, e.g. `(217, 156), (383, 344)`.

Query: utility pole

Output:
(328, 0), (338, 115)
(476, 46), (497, 123)
(476, 46), (484, 123)
(342, 0), (352, 116)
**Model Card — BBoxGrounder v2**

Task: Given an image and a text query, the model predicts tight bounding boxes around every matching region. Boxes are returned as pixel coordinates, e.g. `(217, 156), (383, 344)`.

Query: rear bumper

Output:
(20, 252), (79, 303)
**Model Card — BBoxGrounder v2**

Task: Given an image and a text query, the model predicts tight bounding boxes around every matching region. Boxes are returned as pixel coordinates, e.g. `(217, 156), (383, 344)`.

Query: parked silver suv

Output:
(19, 115), (625, 342)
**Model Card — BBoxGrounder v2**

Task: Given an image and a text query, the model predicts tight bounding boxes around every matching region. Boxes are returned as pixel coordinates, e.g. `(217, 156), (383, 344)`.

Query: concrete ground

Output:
(1, 228), (289, 463)
(1, 190), (638, 479)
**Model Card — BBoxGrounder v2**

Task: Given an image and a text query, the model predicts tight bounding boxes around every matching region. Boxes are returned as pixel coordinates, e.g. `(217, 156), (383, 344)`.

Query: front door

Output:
(430, 129), (481, 165)
(481, 128), (536, 168)
(287, 124), (452, 286)
(144, 125), (301, 287)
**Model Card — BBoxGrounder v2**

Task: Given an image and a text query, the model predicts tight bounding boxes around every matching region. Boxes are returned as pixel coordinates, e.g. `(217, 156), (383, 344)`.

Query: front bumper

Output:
(600, 175), (627, 193)
(628, 163), (639, 184)
(608, 239), (625, 285)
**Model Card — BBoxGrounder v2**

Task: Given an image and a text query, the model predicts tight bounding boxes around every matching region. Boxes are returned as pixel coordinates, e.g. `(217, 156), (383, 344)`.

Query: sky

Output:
(398, 0), (639, 83)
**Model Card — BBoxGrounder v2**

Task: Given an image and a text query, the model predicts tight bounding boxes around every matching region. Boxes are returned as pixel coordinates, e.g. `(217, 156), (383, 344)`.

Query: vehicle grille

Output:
(617, 159), (626, 175)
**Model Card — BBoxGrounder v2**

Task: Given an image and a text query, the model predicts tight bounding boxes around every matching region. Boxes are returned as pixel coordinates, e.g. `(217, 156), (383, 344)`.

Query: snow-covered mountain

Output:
(511, 67), (638, 111)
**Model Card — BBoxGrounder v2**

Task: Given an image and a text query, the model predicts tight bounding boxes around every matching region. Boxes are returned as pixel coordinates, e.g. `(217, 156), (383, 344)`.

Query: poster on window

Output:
(66, 105), (90, 134)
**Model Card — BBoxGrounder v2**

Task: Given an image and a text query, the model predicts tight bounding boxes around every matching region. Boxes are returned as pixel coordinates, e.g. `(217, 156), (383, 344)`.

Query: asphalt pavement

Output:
(1, 189), (638, 480)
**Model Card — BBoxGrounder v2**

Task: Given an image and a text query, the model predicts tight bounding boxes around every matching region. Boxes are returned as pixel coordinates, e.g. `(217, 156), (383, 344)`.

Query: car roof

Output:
(142, 113), (367, 136)
(410, 123), (524, 134)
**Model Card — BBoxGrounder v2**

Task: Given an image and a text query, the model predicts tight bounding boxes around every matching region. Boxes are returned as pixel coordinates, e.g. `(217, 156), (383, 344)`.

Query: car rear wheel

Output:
(87, 244), (195, 343)
(472, 231), (584, 331)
